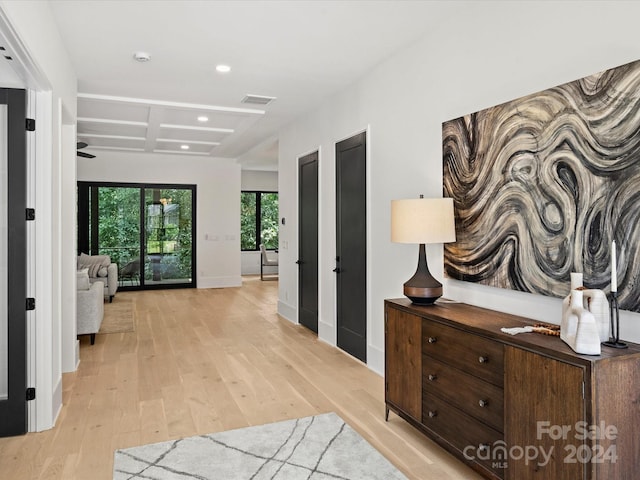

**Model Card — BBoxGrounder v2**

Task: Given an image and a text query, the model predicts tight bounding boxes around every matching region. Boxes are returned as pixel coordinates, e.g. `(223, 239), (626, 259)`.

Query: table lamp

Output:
(391, 196), (456, 304)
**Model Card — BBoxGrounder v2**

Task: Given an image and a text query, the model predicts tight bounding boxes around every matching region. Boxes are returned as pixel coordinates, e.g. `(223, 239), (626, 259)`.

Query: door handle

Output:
(296, 260), (303, 265)
(333, 267), (341, 273)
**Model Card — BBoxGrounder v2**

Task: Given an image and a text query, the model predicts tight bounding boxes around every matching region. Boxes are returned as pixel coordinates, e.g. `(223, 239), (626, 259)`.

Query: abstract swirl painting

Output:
(443, 59), (640, 312)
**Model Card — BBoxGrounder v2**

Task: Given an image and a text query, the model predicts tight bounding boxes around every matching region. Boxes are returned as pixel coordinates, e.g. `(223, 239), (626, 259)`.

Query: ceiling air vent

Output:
(241, 94), (276, 105)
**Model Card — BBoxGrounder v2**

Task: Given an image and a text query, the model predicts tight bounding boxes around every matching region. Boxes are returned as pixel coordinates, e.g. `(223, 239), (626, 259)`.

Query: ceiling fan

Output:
(77, 141), (96, 158)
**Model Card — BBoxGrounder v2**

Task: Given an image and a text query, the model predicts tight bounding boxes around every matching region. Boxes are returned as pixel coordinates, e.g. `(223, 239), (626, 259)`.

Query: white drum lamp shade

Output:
(391, 197), (456, 304)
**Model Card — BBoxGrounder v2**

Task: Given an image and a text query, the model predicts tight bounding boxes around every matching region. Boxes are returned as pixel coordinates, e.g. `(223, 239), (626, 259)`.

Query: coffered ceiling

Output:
(45, 1), (440, 169)
(76, 92), (266, 157)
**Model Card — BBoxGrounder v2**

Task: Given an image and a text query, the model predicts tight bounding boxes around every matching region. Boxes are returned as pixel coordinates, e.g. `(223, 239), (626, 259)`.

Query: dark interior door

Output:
(335, 132), (367, 362)
(298, 151), (319, 333)
(0, 88), (28, 437)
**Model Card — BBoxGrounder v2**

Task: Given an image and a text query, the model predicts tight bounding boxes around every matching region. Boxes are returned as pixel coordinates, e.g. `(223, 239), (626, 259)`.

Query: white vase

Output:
(561, 289), (601, 355)
(570, 272), (583, 290)
(561, 273), (583, 336)
(582, 289), (609, 342)
(561, 272), (609, 343)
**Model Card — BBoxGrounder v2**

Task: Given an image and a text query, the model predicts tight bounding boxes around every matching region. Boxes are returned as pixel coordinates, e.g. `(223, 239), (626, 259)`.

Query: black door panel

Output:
(298, 152), (319, 333)
(336, 132), (367, 362)
(0, 88), (28, 437)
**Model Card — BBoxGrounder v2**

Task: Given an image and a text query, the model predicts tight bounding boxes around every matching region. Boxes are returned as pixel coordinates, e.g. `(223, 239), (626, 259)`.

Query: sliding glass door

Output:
(93, 186), (141, 282)
(78, 182), (196, 290)
(144, 187), (193, 286)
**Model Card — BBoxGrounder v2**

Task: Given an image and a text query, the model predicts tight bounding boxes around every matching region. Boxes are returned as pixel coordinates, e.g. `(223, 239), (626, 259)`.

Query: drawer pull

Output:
(478, 355), (489, 364)
(428, 336), (438, 344)
(479, 399), (489, 408)
(427, 374), (437, 381)
(428, 410), (438, 418)
(478, 443), (490, 453)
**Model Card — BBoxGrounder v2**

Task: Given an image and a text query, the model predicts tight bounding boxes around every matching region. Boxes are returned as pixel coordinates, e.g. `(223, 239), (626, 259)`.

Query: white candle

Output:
(611, 241), (617, 293)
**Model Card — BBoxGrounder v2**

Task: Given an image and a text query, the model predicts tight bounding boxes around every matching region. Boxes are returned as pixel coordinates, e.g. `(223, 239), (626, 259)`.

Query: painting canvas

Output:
(442, 59), (640, 312)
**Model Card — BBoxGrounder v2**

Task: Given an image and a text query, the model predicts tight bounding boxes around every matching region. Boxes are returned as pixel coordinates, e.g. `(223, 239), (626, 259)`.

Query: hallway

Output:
(0, 278), (479, 479)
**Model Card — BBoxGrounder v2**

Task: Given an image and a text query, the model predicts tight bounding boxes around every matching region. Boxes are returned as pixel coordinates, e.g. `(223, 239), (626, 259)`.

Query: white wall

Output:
(278, 0), (640, 375)
(78, 151), (242, 288)
(0, 0), (77, 430)
(0, 1), (76, 108)
(241, 169), (278, 191)
(240, 170), (278, 275)
(61, 122), (77, 372)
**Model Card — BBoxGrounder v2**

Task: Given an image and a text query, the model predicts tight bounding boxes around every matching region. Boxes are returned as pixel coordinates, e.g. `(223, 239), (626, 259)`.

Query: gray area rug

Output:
(113, 412), (407, 479)
(99, 297), (135, 334)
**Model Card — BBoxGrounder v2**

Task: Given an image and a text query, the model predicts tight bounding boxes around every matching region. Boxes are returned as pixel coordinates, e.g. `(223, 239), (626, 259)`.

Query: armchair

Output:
(76, 269), (104, 345)
(119, 257), (141, 286)
(260, 244), (278, 280)
(77, 253), (118, 302)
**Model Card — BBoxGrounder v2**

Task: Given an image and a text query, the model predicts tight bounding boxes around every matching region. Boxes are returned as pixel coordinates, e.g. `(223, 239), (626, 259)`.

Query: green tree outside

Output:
(94, 186), (194, 281)
(96, 186), (140, 268)
(241, 191), (278, 250)
(260, 193), (279, 250)
(241, 192), (257, 250)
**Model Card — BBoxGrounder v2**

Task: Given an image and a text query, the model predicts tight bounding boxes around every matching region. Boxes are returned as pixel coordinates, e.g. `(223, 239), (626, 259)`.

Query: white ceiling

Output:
(0, 54), (23, 88)
(45, 0), (440, 170)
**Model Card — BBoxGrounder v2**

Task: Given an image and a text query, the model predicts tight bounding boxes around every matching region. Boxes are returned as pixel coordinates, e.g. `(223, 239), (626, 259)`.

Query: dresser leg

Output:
(385, 406), (389, 421)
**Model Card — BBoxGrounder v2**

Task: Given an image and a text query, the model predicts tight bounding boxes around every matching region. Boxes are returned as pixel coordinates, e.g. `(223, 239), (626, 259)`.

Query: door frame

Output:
(334, 127), (370, 363)
(1, 7), (64, 432)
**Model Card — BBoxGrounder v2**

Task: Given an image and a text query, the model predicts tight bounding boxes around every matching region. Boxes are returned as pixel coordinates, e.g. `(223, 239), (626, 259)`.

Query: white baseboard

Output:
(318, 320), (336, 346)
(277, 300), (297, 324)
(367, 344), (384, 377)
(197, 276), (242, 289)
(50, 376), (63, 431)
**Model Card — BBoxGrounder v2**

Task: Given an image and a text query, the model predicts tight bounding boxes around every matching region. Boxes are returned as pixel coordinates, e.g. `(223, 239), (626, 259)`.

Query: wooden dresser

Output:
(384, 298), (640, 480)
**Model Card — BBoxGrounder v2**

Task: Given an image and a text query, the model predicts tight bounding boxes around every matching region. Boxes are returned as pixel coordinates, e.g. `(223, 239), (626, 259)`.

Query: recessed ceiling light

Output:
(216, 64), (231, 73)
(133, 51), (151, 62)
(181, 145), (189, 150)
(197, 115), (209, 122)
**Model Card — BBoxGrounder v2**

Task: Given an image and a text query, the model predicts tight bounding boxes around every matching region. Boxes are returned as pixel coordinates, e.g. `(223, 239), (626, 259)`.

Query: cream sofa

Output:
(77, 253), (118, 302)
(76, 269), (104, 345)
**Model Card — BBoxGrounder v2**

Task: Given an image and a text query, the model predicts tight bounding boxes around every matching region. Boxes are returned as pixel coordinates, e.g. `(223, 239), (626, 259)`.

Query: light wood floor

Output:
(0, 276), (482, 479)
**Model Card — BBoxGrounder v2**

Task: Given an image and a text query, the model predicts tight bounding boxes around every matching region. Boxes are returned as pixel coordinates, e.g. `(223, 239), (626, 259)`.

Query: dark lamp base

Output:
(404, 285), (442, 305)
(602, 340), (628, 349)
(403, 244), (443, 305)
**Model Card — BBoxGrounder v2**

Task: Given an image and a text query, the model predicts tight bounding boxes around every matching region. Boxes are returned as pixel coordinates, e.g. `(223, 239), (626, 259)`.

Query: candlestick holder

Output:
(602, 292), (628, 349)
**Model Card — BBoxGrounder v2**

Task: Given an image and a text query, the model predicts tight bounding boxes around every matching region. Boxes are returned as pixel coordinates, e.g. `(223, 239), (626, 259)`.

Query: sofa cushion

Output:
(77, 268), (91, 290)
(78, 253), (111, 278)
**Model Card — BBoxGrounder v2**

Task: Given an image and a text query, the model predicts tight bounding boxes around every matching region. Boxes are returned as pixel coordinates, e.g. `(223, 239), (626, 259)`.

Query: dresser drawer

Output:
(423, 354), (504, 432)
(423, 320), (504, 387)
(423, 391), (504, 478)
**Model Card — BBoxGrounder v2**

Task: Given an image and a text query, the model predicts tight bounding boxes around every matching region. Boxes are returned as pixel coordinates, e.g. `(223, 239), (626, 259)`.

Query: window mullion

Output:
(255, 192), (261, 250)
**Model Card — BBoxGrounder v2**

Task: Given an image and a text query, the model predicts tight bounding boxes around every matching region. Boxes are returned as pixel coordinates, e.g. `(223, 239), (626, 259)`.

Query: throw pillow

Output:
(76, 268), (90, 290)
(78, 253), (111, 278)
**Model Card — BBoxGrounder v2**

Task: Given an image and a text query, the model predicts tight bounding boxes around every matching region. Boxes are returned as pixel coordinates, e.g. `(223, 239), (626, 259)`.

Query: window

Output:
(241, 191), (278, 250)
